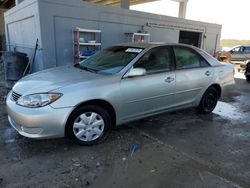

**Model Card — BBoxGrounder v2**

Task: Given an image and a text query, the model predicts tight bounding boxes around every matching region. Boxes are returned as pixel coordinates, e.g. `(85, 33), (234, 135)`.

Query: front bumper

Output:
(6, 92), (73, 139)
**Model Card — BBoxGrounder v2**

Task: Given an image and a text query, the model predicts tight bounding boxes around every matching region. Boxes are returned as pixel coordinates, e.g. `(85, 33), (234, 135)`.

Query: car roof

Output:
(117, 42), (197, 49)
(232, 45), (250, 48)
(116, 42), (221, 67)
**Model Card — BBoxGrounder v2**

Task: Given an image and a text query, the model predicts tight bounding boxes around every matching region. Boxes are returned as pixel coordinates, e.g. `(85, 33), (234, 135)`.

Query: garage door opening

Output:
(179, 31), (202, 47)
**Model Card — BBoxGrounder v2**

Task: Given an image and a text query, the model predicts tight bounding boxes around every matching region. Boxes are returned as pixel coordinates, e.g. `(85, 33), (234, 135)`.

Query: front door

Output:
(120, 46), (176, 121)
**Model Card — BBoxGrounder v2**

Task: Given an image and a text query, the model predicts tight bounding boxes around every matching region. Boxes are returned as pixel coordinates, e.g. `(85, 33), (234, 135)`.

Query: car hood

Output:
(13, 65), (104, 95)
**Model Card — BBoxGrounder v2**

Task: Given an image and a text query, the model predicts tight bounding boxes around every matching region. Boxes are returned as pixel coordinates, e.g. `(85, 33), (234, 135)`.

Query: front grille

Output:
(12, 91), (21, 102)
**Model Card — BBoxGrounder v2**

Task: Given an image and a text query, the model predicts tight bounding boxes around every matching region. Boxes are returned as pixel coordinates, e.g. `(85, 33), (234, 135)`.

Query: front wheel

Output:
(197, 87), (219, 114)
(66, 105), (111, 145)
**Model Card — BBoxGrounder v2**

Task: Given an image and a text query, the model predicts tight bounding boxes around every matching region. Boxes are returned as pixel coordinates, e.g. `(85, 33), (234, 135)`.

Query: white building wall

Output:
(4, 0), (222, 72)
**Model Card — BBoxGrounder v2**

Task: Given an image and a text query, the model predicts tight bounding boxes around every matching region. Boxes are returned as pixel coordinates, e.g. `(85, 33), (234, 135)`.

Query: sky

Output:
(131, 0), (250, 40)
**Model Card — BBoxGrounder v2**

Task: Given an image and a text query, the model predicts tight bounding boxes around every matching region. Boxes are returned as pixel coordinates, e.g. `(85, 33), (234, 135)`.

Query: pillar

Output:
(178, 0), (188, 18)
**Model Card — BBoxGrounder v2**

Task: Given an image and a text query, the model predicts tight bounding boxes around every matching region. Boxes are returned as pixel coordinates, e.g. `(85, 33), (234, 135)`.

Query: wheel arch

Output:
(65, 99), (117, 135)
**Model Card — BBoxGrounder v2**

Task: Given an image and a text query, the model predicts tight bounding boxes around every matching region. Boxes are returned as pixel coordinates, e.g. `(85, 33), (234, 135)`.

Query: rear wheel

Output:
(66, 105), (111, 145)
(246, 75), (250, 81)
(197, 87), (218, 114)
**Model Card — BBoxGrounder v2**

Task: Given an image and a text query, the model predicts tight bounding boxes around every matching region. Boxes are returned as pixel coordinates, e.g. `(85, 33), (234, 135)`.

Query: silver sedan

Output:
(6, 43), (235, 145)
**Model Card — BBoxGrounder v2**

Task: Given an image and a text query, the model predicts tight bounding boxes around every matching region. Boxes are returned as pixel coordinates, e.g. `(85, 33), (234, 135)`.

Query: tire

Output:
(66, 105), (111, 145)
(197, 87), (219, 114)
(246, 76), (250, 81)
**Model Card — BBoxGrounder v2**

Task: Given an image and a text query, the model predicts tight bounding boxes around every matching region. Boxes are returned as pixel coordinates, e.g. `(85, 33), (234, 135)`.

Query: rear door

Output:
(173, 46), (214, 107)
(120, 46), (176, 120)
(243, 46), (250, 59)
(231, 46), (246, 61)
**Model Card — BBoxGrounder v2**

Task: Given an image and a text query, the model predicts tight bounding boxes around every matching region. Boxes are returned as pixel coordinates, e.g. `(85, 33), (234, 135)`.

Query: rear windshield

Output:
(78, 46), (144, 74)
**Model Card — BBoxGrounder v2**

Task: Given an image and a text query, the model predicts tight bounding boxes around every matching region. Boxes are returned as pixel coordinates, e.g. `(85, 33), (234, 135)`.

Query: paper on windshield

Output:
(125, 48), (143, 53)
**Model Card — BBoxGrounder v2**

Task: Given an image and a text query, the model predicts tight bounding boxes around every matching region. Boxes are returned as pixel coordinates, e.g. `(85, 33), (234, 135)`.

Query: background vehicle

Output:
(214, 45), (250, 63)
(245, 61), (250, 81)
(215, 45), (250, 73)
(230, 45), (250, 62)
(6, 43), (235, 145)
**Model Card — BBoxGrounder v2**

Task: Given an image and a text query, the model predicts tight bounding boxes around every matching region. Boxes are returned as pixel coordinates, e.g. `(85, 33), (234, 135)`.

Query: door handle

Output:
(205, 71), (211, 76)
(165, 77), (175, 83)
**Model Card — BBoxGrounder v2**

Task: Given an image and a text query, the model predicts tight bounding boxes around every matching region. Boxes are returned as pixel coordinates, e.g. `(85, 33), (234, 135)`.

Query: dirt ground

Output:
(0, 72), (249, 188)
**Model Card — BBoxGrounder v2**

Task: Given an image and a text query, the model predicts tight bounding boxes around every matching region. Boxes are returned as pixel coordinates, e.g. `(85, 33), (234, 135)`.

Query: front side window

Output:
(232, 47), (241, 53)
(134, 47), (174, 74)
(174, 47), (209, 69)
(78, 46), (143, 74)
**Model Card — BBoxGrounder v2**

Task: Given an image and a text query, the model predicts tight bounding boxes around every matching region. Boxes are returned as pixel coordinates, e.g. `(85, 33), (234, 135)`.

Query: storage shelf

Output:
(124, 32), (150, 43)
(74, 28), (101, 33)
(125, 32), (150, 37)
(73, 27), (101, 64)
(74, 55), (90, 59)
(74, 42), (102, 46)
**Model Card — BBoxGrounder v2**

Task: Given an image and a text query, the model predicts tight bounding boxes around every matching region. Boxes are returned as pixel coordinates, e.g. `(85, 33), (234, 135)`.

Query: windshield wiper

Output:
(76, 64), (98, 73)
(74, 63), (80, 67)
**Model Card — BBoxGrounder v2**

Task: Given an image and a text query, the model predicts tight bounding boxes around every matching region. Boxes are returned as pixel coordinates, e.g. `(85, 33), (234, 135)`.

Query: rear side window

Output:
(200, 58), (210, 67)
(173, 47), (210, 69)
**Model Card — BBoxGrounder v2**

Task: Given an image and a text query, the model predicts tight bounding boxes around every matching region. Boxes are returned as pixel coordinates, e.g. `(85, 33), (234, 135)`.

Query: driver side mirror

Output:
(124, 68), (146, 78)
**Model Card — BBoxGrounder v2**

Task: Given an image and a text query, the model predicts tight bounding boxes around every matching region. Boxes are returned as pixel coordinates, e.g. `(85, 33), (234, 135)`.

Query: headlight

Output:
(16, 93), (62, 108)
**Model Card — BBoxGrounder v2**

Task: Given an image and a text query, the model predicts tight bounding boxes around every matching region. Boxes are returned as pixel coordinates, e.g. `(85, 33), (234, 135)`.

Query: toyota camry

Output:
(6, 43), (235, 145)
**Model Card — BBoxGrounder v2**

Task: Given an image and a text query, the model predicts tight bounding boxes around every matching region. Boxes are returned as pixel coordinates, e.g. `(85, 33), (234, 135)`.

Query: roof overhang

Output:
(0, 0), (14, 9)
(172, 0), (188, 2)
(83, 0), (159, 7)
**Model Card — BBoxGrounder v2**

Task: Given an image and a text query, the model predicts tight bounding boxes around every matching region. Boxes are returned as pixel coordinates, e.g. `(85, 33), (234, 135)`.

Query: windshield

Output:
(78, 46), (144, 74)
